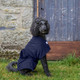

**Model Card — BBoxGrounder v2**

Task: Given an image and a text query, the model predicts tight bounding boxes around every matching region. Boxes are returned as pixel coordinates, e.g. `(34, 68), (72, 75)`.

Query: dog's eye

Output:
(37, 22), (39, 24)
(40, 22), (43, 25)
(45, 21), (48, 23)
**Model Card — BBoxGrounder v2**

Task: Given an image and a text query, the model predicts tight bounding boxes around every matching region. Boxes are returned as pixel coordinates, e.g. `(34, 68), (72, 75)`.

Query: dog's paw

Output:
(22, 73), (33, 76)
(32, 70), (38, 73)
(26, 73), (33, 76)
(46, 73), (51, 77)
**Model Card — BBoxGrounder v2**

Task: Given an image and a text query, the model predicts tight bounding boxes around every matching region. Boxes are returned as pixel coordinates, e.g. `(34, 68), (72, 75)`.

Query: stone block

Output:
(21, 7), (33, 29)
(0, 29), (32, 50)
(5, 14), (17, 21)
(1, 0), (33, 7)
(6, 21), (17, 28)
(0, 16), (5, 27)
(4, 8), (21, 14)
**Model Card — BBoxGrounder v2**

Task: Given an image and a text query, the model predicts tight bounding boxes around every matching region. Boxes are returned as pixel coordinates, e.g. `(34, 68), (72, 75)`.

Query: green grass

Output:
(0, 54), (80, 80)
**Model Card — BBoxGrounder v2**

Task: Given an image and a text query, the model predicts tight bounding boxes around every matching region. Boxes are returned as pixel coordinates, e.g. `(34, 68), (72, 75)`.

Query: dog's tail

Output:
(6, 61), (18, 72)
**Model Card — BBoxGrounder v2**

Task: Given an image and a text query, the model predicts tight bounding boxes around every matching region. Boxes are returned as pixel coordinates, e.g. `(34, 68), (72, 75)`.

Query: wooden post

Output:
(37, 0), (39, 17)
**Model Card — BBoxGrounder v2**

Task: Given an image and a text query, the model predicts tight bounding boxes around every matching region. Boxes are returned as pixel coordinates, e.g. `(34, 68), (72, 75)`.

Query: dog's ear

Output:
(30, 20), (39, 36)
(46, 21), (50, 34)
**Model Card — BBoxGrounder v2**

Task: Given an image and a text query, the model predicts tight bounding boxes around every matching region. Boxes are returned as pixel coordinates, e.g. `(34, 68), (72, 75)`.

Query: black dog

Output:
(6, 17), (51, 77)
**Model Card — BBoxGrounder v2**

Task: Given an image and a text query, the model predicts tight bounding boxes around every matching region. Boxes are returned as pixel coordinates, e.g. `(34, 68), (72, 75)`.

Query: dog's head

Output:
(30, 17), (50, 36)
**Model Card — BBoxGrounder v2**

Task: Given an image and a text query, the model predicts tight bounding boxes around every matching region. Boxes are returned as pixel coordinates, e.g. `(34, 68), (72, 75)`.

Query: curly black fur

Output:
(6, 17), (51, 77)
(30, 17), (50, 36)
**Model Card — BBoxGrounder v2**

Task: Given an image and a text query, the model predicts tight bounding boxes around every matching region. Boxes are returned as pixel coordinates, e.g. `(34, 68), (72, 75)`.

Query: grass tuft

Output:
(61, 53), (80, 66)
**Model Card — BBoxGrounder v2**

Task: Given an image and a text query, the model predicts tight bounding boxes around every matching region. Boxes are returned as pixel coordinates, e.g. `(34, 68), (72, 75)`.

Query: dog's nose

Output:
(39, 25), (47, 32)
(42, 25), (47, 31)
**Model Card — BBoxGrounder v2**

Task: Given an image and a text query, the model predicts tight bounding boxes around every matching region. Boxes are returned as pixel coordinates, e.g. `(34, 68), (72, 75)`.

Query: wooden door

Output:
(33, 0), (80, 60)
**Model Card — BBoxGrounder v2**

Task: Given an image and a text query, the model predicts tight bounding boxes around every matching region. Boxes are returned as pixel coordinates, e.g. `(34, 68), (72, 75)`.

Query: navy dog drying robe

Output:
(17, 36), (50, 71)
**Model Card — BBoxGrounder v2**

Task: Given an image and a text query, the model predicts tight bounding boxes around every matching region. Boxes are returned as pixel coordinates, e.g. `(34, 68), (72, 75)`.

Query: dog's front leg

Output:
(40, 55), (51, 77)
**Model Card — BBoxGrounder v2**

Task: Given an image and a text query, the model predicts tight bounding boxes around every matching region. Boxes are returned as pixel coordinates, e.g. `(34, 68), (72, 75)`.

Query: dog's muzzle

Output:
(39, 25), (48, 34)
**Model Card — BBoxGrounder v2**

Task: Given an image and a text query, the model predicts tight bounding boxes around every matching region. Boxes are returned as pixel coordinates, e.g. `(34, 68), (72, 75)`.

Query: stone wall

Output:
(0, 0), (33, 53)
